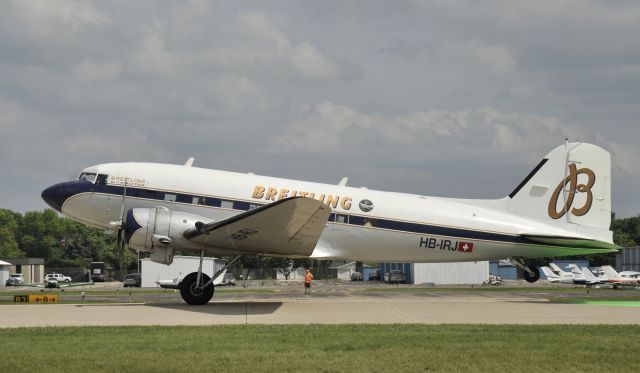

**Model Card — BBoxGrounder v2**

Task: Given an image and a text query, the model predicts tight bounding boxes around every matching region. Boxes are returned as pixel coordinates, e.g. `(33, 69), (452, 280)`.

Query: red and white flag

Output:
(457, 242), (474, 253)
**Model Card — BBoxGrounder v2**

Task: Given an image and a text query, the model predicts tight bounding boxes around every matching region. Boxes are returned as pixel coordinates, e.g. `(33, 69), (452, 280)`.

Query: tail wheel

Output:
(179, 272), (214, 305)
(524, 267), (540, 283)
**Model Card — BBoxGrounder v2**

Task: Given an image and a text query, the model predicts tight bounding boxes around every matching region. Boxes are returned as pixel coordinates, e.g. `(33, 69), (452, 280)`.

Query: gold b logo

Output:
(548, 164), (596, 219)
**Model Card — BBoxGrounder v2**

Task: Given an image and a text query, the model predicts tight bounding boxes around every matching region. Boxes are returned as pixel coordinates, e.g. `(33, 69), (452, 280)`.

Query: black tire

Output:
(524, 267), (540, 283)
(179, 272), (214, 305)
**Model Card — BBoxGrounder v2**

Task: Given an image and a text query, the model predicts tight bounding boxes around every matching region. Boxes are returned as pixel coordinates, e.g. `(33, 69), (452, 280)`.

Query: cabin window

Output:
(164, 193), (177, 202)
(220, 200), (234, 209)
(206, 198), (221, 207)
(363, 218), (377, 228)
(233, 201), (250, 211)
(79, 172), (97, 183)
(335, 214), (349, 224)
(349, 216), (365, 225)
(193, 197), (207, 205)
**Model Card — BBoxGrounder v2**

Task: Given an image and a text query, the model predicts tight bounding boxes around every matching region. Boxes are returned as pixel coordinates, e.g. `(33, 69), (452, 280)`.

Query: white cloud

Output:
(11, 0), (108, 39)
(238, 11), (340, 78)
(291, 42), (340, 79)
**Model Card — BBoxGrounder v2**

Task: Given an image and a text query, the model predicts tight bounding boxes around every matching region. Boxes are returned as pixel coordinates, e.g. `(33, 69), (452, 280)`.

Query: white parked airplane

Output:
(41, 142), (618, 304)
(540, 265), (586, 285)
(600, 265), (640, 288)
(540, 266), (574, 284)
(580, 267), (609, 286)
(547, 263), (574, 278)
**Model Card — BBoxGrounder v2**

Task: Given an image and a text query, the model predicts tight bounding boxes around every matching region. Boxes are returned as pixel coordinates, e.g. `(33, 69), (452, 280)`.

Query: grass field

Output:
(1, 325), (638, 372)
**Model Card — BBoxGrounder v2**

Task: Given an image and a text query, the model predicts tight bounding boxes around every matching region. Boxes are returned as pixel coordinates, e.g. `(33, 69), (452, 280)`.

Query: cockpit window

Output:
(79, 172), (97, 183)
(96, 174), (108, 185)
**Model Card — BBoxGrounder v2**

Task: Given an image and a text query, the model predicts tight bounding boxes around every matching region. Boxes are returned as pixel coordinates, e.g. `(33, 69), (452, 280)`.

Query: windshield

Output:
(79, 172), (97, 183)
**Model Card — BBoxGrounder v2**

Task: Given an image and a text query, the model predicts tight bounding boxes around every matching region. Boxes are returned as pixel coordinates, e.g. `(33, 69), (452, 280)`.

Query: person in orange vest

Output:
(304, 269), (313, 294)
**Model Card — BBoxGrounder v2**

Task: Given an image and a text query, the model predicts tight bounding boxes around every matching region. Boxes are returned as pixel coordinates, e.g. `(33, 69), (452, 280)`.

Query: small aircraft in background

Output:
(17, 278), (94, 292)
(541, 266), (573, 284)
(541, 265), (586, 285)
(542, 263), (586, 285)
(580, 267), (609, 286)
(619, 270), (640, 279)
(600, 266), (640, 288)
(547, 263), (574, 278)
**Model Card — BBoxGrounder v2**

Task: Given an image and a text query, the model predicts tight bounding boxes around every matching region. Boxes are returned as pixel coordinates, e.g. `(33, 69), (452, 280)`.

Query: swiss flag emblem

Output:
(458, 242), (474, 253)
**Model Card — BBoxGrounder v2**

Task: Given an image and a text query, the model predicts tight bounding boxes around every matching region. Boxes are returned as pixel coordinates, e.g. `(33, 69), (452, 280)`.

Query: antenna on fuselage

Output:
(184, 157), (195, 167)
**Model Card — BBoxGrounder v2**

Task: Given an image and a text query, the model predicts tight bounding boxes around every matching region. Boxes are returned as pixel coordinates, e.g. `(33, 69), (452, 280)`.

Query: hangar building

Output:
(140, 256), (225, 287)
(0, 260), (10, 285)
(0, 257), (45, 284)
(617, 246), (640, 272)
(380, 261), (489, 285)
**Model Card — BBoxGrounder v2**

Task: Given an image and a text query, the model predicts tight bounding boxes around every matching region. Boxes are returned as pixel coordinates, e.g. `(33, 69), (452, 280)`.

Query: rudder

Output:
(507, 142), (612, 243)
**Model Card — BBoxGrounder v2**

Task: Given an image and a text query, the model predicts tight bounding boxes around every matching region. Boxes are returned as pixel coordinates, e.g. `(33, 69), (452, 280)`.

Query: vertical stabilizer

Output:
(507, 143), (612, 243)
(600, 265), (622, 281)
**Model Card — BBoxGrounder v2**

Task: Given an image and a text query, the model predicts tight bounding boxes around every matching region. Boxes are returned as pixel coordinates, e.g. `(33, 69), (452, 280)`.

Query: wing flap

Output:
(186, 197), (331, 256)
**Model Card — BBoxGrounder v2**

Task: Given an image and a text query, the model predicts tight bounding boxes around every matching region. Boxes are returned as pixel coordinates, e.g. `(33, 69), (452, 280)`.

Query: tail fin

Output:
(540, 266), (558, 279)
(600, 265), (622, 281)
(507, 142), (612, 243)
(547, 263), (564, 274)
(581, 267), (597, 282)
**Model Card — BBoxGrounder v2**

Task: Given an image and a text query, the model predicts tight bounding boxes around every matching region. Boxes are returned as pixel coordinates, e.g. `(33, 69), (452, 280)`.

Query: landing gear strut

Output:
(509, 258), (541, 283)
(179, 253), (242, 305)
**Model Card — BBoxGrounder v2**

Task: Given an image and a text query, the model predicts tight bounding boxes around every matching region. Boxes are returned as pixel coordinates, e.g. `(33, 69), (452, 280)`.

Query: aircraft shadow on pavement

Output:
(145, 302), (283, 315)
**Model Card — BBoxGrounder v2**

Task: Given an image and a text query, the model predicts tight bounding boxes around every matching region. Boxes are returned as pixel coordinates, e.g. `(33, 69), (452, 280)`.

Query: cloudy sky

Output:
(1, 0), (638, 217)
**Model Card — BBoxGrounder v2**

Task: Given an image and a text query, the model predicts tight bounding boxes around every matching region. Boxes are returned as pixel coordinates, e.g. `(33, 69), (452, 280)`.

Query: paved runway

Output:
(1, 296), (639, 327)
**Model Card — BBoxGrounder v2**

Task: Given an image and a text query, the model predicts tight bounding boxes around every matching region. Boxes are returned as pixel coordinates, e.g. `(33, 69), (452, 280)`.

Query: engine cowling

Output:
(124, 207), (213, 264)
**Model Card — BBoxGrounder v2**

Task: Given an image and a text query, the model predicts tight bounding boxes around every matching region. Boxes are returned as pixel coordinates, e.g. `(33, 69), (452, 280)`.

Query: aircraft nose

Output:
(41, 181), (93, 212)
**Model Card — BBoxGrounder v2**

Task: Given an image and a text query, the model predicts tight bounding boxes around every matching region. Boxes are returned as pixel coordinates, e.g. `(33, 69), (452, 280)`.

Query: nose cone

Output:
(41, 181), (94, 212)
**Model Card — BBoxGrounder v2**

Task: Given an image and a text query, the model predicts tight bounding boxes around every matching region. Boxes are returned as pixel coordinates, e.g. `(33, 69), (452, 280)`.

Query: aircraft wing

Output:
(184, 197), (331, 257)
(59, 282), (94, 288)
(13, 283), (45, 288)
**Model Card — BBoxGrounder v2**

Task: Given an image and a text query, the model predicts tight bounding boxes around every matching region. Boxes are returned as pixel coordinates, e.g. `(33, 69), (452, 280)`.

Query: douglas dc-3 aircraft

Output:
(41, 142), (618, 305)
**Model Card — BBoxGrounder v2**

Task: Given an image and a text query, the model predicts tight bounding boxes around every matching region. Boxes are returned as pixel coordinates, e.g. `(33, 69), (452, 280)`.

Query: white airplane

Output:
(547, 263), (574, 278)
(41, 142), (618, 304)
(619, 270), (640, 279)
(580, 267), (609, 286)
(600, 265), (640, 288)
(540, 266), (586, 285)
(540, 266), (574, 284)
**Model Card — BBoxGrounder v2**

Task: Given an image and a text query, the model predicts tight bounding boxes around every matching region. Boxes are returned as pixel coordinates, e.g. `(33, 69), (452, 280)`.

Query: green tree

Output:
(0, 228), (23, 258)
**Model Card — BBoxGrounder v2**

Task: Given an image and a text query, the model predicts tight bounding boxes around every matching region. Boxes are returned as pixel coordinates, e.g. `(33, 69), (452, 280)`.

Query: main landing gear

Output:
(179, 252), (242, 305)
(509, 258), (540, 283)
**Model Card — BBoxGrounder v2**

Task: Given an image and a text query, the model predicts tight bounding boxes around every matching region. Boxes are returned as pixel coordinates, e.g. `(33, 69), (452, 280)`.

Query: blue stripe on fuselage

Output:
(93, 184), (528, 245)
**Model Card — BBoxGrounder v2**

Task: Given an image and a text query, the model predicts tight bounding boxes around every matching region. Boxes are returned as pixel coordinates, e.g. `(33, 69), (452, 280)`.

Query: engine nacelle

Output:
(123, 207), (214, 265)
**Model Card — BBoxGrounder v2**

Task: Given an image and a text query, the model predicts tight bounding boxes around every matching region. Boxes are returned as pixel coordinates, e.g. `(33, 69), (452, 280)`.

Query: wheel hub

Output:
(190, 283), (205, 296)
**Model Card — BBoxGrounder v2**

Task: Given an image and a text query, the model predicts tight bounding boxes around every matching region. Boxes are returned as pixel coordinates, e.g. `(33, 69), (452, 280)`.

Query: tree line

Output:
(0, 208), (638, 271)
